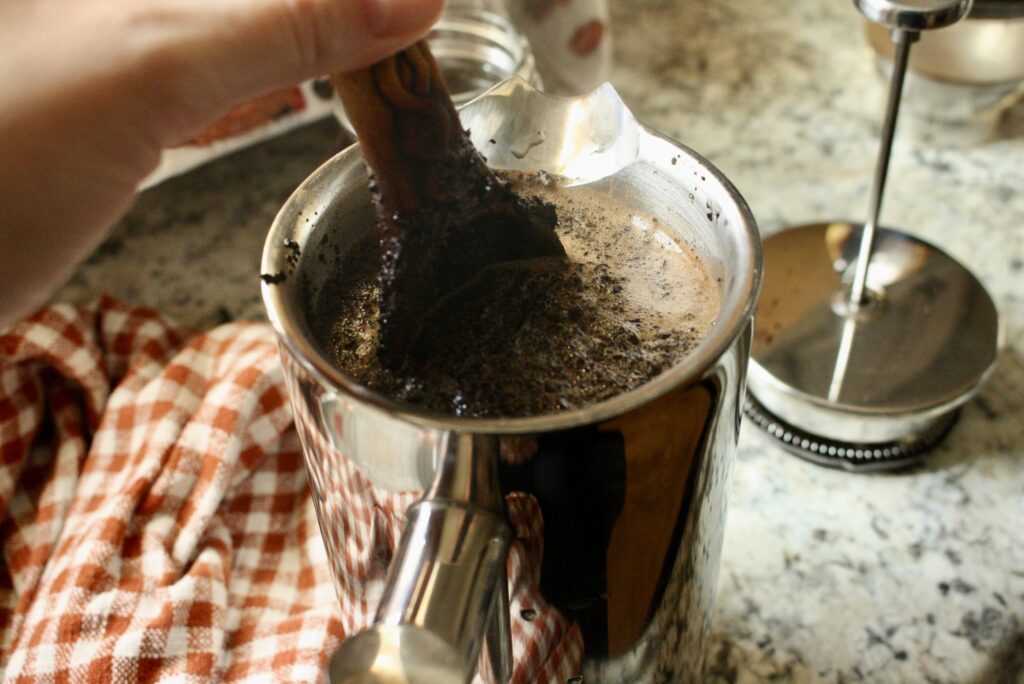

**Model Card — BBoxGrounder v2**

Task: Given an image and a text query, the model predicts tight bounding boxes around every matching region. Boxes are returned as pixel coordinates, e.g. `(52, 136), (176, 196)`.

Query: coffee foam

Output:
(522, 176), (720, 341)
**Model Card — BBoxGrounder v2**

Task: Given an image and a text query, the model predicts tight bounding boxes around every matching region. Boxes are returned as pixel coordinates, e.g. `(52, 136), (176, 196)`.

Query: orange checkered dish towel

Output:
(0, 299), (582, 682)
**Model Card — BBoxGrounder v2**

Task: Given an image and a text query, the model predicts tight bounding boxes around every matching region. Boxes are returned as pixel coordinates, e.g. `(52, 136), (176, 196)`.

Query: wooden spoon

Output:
(331, 40), (565, 367)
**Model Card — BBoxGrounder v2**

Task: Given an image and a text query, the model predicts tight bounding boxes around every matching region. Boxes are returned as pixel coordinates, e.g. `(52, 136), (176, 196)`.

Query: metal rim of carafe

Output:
(262, 89), (763, 435)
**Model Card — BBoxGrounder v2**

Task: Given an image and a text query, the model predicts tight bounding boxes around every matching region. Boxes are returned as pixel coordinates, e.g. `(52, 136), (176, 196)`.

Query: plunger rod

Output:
(849, 29), (917, 306)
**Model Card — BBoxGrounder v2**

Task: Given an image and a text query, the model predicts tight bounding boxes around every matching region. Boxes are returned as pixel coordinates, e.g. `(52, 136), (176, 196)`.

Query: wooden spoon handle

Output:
(331, 41), (486, 216)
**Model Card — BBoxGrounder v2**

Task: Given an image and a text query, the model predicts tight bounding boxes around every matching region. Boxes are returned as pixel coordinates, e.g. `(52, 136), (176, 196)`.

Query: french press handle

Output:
(326, 435), (513, 684)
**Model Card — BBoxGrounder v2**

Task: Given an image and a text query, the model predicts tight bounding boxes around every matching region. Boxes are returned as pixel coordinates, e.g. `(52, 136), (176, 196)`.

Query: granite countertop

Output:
(54, 0), (1023, 682)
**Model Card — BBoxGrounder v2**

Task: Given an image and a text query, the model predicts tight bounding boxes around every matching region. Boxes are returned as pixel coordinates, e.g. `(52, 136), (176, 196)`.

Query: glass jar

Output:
(334, 0), (538, 137)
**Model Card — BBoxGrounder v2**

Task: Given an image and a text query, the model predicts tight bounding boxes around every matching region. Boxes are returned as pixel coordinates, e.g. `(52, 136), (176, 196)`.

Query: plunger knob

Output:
(855, 0), (971, 32)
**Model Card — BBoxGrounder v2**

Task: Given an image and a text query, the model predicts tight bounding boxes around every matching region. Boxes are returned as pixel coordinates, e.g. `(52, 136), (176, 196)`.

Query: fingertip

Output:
(363, 0), (446, 38)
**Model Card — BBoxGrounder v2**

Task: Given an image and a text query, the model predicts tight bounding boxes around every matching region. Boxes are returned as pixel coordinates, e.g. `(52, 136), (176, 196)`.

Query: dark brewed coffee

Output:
(312, 175), (720, 417)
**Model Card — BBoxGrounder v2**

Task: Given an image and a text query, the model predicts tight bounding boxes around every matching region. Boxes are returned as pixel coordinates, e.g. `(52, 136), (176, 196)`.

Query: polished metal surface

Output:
(851, 0), (970, 306)
(849, 29), (913, 307)
(866, 17), (1024, 85)
(356, 439), (510, 683)
(744, 395), (958, 471)
(855, 0), (972, 31)
(327, 625), (464, 683)
(483, 563), (512, 684)
(748, 222), (999, 462)
(263, 79), (761, 682)
(747, 0), (992, 468)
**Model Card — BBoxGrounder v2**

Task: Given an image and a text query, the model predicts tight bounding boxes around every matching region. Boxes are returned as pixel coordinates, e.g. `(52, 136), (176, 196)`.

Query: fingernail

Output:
(365, 0), (441, 37)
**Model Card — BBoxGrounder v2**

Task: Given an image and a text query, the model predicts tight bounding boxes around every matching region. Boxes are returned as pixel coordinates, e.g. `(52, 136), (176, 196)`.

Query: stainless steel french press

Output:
(262, 79), (761, 682)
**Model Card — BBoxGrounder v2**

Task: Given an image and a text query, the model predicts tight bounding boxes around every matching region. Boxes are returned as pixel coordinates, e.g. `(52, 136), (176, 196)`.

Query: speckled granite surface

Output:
(54, 0), (1024, 682)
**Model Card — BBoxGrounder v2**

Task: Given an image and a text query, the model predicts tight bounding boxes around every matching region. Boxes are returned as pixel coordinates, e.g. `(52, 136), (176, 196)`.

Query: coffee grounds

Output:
(313, 175), (720, 418)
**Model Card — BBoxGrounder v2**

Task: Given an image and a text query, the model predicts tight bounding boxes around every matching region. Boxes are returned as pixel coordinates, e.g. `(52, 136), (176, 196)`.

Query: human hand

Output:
(0, 0), (445, 326)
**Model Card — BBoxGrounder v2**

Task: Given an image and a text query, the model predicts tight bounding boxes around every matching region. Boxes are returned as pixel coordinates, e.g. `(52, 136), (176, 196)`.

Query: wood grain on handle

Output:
(331, 41), (474, 217)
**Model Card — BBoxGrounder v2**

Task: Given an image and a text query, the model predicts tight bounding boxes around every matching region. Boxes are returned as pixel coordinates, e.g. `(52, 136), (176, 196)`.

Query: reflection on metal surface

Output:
(744, 394), (958, 470)
(854, 0), (970, 32)
(602, 382), (714, 656)
(287, 330), (746, 682)
(263, 79), (761, 681)
(847, 15), (915, 308)
(865, 9), (1024, 85)
(862, 2), (1024, 148)
(493, 379), (721, 661)
(328, 624), (465, 683)
(749, 222), (999, 462)
(484, 560), (513, 683)
(749, 0), (1003, 471)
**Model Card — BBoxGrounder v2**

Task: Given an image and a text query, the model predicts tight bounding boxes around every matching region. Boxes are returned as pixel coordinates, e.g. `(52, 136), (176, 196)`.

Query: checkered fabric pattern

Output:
(0, 298), (582, 682)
